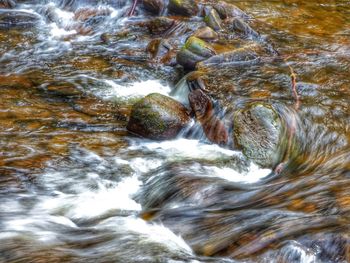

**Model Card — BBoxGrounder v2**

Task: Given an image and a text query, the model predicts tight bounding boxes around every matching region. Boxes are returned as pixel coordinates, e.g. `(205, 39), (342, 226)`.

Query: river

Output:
(0, 0), (349, 262)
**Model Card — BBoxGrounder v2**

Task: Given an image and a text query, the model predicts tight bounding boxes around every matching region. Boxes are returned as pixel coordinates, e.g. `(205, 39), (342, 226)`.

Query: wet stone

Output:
(39, 81), (83, 97)
(168, 0), (198, 16)
(74, 7), (112, 22)
(233, 102), (283, 168)
(212, 1), (250, 20)
(204, 7), (222, 31)
(147, 39), (167, 58)
(0, 10), (40, 29)
(197, 48), (259, 69)
(177, 36), (216, 70)
(192, 26), (218, 41)
(142, 0), (165, 15)
(147, 17), (175, 35)
(38, 5), (60, 24)
(226, 17), (259, 39)
(146, 38), (175, 65)
(0, 0), (349, 262)
(188, 89), (228, 145)
(0, 0), (16, 9)
(127, 93), (190, 140)
(0, 74), (33, 88)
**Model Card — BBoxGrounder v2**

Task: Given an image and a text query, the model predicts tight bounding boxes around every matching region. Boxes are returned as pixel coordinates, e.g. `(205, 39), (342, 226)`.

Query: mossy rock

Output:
(233, 102), (283, 168)
(183, 36), (215, 56)
(168, 0), (198, 16)
(127, 93), (190, 140)
(204, 7), (222, 31)
(177, 36), (216, 70)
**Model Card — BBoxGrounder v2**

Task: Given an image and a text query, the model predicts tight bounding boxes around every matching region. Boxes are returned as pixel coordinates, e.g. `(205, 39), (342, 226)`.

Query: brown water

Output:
(0, 0), (349, 262)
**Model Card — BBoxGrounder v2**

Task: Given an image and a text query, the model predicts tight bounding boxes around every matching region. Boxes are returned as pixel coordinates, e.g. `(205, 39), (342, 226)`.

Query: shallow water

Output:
(0, 0), (349, 262)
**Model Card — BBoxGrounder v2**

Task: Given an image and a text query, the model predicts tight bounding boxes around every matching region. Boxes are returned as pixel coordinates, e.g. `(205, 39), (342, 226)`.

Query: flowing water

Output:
(0, 0), (349, 262)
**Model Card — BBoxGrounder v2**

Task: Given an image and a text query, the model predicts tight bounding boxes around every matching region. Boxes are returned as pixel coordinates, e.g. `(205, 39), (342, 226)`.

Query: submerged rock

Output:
(226, 17), (259, 39)
(0, 0), (16, 9)
(0, 10), (40, 29)
(233, 102), (283, 168)
(177, 36), (216, 70)
(73, 7), (111, 22)
(146, 38), (177, 65)
(0, 74), (33, 88)
(147, 39), (169, 58)
(212, 1), (250, 20)
(168, 0), (198, 16)
(142, 0), (165, 15)
(147, 16), (175, 35)
(38, 5), (60, 24)
(197, 47), (259, 69)
(127, 93), (190, 140)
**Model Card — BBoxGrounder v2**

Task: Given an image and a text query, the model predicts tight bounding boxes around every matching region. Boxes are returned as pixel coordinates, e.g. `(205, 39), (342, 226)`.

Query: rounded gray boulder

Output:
(233, 102), (284, 168)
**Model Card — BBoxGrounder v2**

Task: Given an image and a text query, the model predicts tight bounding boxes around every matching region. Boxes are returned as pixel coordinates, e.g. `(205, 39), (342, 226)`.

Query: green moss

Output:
(171, 0), (183, 6)
(204, 9), (222, 31)
(185, 37), (207, 49)
(132, 99), (166, 134)
(183, 37), (216, 58)
(128, 93), (190, 140)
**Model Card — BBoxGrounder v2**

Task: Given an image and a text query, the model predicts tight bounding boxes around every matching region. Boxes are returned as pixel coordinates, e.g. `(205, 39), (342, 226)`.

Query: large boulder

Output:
(127, 93), (191, 140)
(233, 102), (284, 168)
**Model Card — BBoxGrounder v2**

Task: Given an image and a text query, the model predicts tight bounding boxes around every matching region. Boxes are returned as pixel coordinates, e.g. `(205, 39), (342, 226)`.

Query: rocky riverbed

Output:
(0, 0), (349, 262)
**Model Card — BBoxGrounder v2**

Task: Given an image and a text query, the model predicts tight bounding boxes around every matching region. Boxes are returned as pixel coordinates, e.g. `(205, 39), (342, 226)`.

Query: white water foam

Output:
(0, 141), (197, 258)
(104, 79), (171, 99)
(203, 163), (271, 184)
(129, 138), (272, 183)
(72, 75), (172, 101)
(36, 174), (142, 220)
(42, 4), (77, 38)
(127, 157), (164, 174)
(49, 22), (77, 38)
(54, 5), (75, 23)
(124, 218), (193, 253)
(1, 174), (141, 246)
(274, 241), (317, 263)
(129, 138), (237, 160)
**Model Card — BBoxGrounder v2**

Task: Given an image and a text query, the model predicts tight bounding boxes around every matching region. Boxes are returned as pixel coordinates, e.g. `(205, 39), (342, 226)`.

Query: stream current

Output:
(0, 0), (349, 262)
